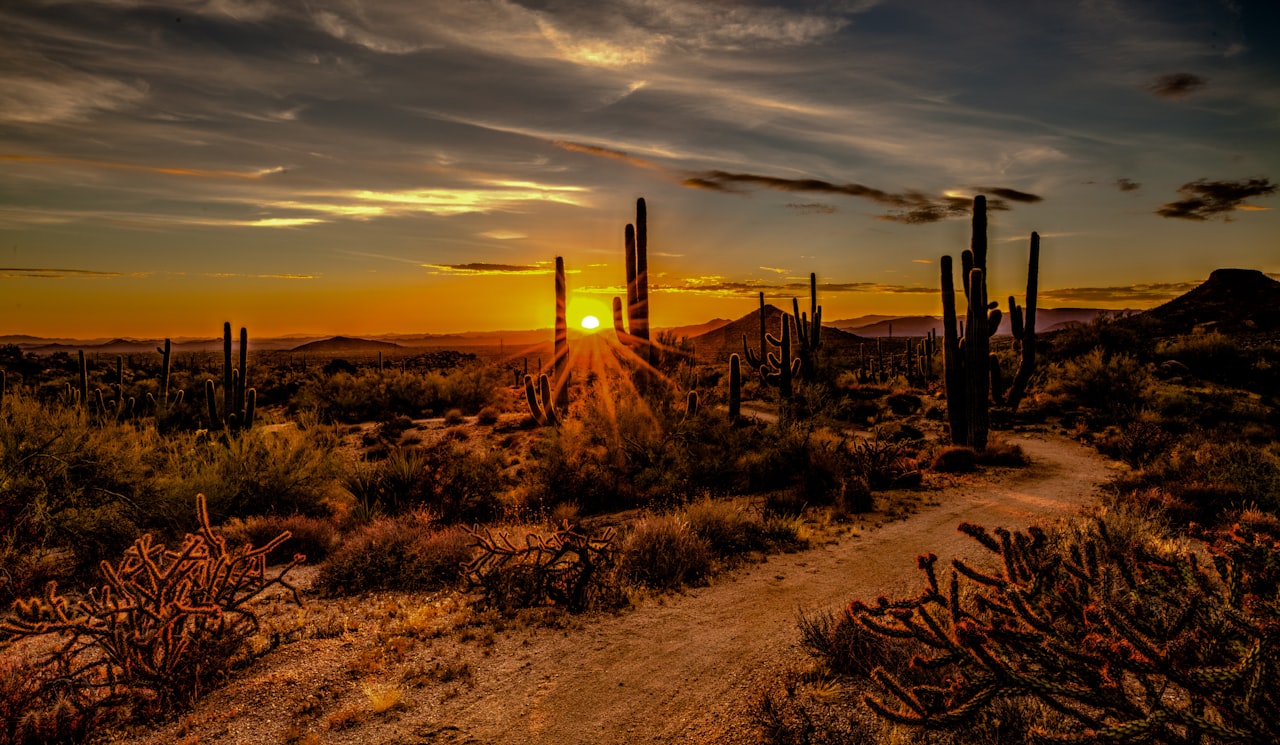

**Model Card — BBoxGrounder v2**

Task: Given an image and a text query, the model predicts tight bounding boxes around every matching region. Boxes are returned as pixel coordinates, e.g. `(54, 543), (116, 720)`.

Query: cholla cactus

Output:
(466, 523), (616, 611)
(2, 494), (302, 716)
(849, 519), (1280, 744)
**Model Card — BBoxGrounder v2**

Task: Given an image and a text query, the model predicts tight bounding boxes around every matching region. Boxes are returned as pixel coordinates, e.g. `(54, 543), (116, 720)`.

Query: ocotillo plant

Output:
(205, 322), (256, 432)
(612, 198), (652, 365)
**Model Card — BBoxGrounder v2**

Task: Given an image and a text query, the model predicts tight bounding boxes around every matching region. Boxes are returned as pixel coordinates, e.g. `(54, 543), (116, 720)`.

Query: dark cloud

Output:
(972, 187), (1043, 203)
(551, 140), (660, 170)
(1155, 177), (1276, 221)
(650, 278), (935, 296)
(1116, 178), (1141, 192)
(0, 267), (130, 279)
(785, 203), (836, 214)
(1147, 73), (1208, 100)
(684, 170), (1026, 224)
(1041, 281), (1202, 304)
(423, 262), (548, 275)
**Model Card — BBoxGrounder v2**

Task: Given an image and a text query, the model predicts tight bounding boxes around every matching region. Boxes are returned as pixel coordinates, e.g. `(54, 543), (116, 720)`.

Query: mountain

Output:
(826, 314), (898, 330)
(689, 304), (869, 360)
(1138, 268), (1280, 335)
(291, 336), (403, 353)
(828, 308), (1128, 338)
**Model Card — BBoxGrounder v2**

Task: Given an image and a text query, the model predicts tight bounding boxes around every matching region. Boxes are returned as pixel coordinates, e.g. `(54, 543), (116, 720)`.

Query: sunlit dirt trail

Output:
(410, 432), (1112, 745)
(118, 432), (1114, 745)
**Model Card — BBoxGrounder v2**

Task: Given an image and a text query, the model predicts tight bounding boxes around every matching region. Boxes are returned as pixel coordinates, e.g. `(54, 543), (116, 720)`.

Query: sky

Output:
(2, 0), (1278, 338)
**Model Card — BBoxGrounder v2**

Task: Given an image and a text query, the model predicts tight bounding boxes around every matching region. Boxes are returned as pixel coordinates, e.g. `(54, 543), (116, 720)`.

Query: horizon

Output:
(3, 1), (1278, 338)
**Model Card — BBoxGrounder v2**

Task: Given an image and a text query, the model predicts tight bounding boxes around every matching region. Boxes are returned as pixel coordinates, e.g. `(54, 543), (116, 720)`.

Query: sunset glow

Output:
(581, 315), (600, 331)
(0, 1), (1276, 338)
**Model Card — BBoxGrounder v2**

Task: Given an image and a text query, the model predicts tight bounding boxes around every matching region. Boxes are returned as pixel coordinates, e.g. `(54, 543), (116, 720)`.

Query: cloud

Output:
(1041, 280), (1202, 304)
(550, 140), (661, 170)
(206, 273), (316, 279)
(785, 203), (836, 214)
(479, 230), (527, 240)
(682, 170), (1036, 223)
(0, 154), (281, 180)
(422, 262), (553, 276)
(1155, 178), (1277, 220)
(972, 187), (1043, 203)
(606, 276), (937, 298)
(1115, 178), (1141, 192)
(0, 267), (144, 279)
(1147, 73), (1207, 100)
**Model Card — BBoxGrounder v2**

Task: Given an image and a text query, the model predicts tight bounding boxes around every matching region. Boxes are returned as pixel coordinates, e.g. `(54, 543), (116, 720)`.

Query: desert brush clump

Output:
(845, 516), (1280, 744)
(466, 522), (618, 611)
(617, 515), (714, 590)
(316, 513), (472, 595)
(0, 494), (303, 743)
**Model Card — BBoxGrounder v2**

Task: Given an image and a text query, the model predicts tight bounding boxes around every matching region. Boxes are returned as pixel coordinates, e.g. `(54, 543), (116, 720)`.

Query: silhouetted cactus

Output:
(743, 291), (767, 370)
(849, 519), (1280, 743)
(554, 256), (569, 411)
(760, 313), (802, 399)
(613, 198), (652, 365)
(728, 353), (742, 423)
(145, 338), (185, 414)
(940, 197), (1037, 449)
(524, 373), (558, 427)
(793, 272), (823, 378)
(1004, 232), (1040, 411)
(205, 322), (255, 431)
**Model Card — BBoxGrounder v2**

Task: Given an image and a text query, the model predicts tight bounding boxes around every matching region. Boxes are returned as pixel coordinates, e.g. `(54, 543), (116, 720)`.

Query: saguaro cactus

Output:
(742, 291), (767, 370)
(524, 373), (558, 427)
(940, 197), (1040, 449)
(793, 272), (823, 377)
(728, 353), (742, 424)
(1005, 232), (1040, 411)
(205, 322), (255, 431)
(554, 256), (569, 411)
(760, 313), (801, 399)
(612, 198), (652, 365)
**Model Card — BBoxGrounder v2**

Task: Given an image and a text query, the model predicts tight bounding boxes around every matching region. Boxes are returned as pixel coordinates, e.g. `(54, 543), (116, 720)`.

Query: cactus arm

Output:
(524, 374), (548, 426)
(728, 353), (741, 423)
(1006, 232), (1040, 412)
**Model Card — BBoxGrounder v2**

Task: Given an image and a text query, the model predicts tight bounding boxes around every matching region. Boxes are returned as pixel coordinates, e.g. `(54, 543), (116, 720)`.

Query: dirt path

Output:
(426, 433), (1113, 745)
(117, 432), (1114, 745)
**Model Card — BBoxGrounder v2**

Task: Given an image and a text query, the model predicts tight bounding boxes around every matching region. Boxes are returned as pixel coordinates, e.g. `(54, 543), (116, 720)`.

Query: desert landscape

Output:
(4, 2), (1279, 743)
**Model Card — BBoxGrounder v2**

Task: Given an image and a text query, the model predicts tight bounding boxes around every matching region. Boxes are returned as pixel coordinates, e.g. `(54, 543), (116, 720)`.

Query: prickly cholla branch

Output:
(849, 519), (1280, 744)
(2, 494), (302, 712)
(465, 523), (616, 611)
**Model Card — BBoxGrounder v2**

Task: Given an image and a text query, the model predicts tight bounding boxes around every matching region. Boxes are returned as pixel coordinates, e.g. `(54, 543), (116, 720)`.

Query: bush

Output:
(1045, 348), (1153, 418)
(222, 513), (341, 565)
(618, 516), (714, 590)
(466, 523), (617, 611)
(317, 514), (472, 594)
(930, 446), (976, 473)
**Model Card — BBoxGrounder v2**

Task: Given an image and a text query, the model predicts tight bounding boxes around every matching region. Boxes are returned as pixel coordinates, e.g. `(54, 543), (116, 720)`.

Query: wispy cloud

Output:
(1041, 280), (1202, 304)
(682, 170), (1036, 223)
(551, 140), (662, 170)
(421, 262), (554, 276)
(1, 153), (283, 180)
(785, 203), (836, 214)
(206, 273), (316, 279)
(1155, 178), (1276, 220)
(582, 276), (937, 298)
(1146, 73), (1207, 100)
(0, 267), (146, 279)
(1115, 178), (1141, 192)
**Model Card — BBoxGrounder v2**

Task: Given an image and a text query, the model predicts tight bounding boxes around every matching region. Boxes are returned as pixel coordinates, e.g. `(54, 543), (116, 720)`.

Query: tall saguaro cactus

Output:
(612, 198), (652, 365)
(554, 256), (569, 411)
(205, 322), (255, 432)
(760, 313), (801, 399)
(940, 197), (1040, 449)
(742, 291), (767, 369)
(793, 272), (823, 377)
(1005, 232), (1040, 411)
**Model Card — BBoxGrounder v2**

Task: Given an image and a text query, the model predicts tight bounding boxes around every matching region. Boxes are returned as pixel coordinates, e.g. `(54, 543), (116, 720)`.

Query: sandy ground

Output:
(110, 431), (1116, 745)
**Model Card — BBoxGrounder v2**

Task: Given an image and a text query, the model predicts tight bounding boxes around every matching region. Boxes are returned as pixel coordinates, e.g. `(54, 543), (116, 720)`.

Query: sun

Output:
(581, 315), (600, 331)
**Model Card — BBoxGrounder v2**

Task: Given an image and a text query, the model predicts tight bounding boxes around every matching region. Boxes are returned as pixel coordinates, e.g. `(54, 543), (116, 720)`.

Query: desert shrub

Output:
(443, 408), (465, 425)
(475, 405), (501, 425)
(1, 495), (303, 739)
(1045, 347), (1154, 419)
(845, 432), (919, 490)
(292, 364), (503, 423)
(1095, 417), (1177, 468)
(847, 517), (1280, 743)
(797, 608), (918, 680)
(618, 515), (714, 590)
(930, 446), (976, 473)
(681, 499), (804, 557)
(465, 523), (617, 611)
(1155, 439), (1280, 518)
(972, 436), (1028, 467)
(221, 513), (341, 565)
(884, 391), (922, 416)
(164, 427), (343, 521)
(342, 441), (506, 522)
(316, 514), (472, 594)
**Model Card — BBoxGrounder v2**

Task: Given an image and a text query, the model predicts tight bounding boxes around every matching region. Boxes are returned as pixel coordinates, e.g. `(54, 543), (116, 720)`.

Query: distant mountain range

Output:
(6, 269), (1275, 354)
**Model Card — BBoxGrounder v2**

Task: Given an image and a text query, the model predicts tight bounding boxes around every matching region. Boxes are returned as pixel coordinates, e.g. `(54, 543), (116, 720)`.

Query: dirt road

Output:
(120, 432), (1113, 745)
(414, 432), (1113, 745)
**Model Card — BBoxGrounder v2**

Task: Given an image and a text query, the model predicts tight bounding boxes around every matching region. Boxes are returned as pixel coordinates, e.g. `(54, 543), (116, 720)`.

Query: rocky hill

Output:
(1139, 268), (1280, 336)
